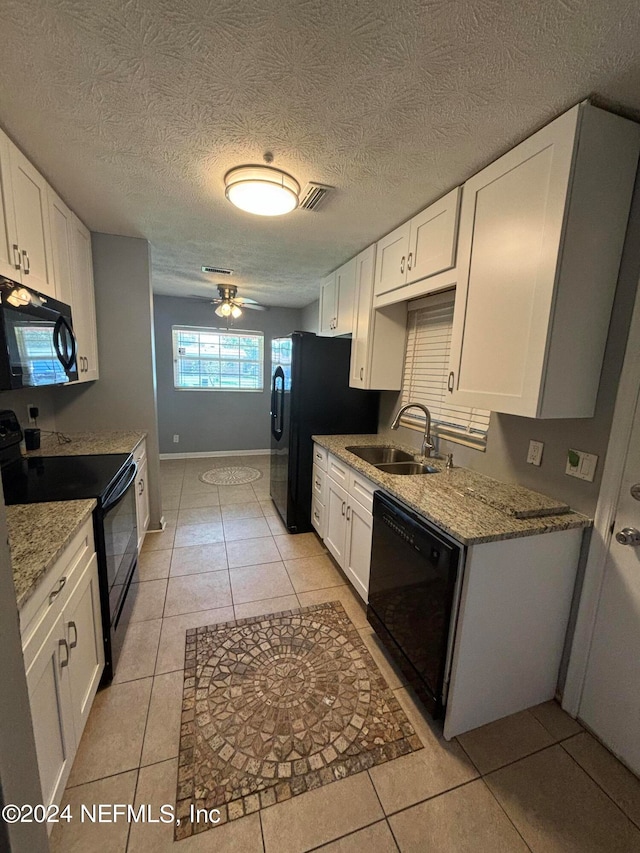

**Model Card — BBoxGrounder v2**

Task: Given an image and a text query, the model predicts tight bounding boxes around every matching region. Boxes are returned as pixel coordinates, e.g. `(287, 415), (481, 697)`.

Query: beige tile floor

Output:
(50, 455), (640, 853)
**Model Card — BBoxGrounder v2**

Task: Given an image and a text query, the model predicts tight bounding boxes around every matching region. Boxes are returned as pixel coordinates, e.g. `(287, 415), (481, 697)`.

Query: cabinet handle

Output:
(59, 638), (69, 669)
(447, 371), (454, 393)
(84, 356), (89, 372)
(49, 576), (67, 604)
(346, 505), (351, 521)
(22, 250), (30, 275)
(407, 252), (413, 271)
(360, 367), (364, 380)
(12, 244), (21, 270)
(68, 621), (78, 650)
(341, 500), (346, 517)
(314, 510), (320, 522)
(400, 255), (405, 274)
(139, 478), (145, 495)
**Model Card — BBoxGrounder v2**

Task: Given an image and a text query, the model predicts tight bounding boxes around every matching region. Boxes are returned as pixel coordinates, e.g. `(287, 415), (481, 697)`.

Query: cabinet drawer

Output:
(348, 470), (377, 514)
(312, 465), (325, 502)
(327, 453), (349, 486)
(311, 496), (325, 539)
(312, 444), (327, 471)
(20, 517), (96, 644)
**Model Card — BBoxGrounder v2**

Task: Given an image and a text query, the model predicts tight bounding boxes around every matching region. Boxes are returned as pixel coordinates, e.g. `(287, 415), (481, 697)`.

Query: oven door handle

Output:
(102, 461), (138, 512)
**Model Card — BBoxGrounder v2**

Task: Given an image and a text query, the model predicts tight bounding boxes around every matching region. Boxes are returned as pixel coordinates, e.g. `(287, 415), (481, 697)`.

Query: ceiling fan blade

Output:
(240, 302), (268, 311)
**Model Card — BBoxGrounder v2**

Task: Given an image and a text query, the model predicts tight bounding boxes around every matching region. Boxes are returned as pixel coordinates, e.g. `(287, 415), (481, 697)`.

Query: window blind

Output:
(401, 290), (491, 446)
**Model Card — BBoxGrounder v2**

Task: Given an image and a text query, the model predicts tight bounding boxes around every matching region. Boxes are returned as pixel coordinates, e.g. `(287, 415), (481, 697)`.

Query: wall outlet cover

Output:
(566, 448), (598, 482)
(527, 440), (544, 466)
(173, 434), (180, 443)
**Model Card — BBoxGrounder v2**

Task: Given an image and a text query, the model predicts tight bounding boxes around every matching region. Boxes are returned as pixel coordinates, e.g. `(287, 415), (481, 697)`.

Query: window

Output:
(172, 326), (264, 391)
(401, 290), (490, 449)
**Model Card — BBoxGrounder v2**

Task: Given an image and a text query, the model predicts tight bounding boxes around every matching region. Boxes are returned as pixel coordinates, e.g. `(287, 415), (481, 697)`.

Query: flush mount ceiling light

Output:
(224, 156), (300, 216)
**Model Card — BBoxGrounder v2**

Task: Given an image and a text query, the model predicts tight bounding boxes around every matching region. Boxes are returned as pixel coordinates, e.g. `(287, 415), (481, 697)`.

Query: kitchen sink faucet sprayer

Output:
(391, 403), (434, 457)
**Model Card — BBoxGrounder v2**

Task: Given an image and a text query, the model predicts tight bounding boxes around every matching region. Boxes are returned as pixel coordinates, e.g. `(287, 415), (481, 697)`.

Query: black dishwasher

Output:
(367, 491), (462, 718)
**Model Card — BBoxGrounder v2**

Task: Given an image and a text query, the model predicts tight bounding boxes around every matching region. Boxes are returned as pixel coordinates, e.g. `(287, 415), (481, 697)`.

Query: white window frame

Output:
(172, 326), (264, 392)
(401, 289), (490, 450)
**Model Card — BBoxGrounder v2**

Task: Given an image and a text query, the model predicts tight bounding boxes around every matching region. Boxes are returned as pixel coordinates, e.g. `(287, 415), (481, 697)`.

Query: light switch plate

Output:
(566, 448), (598, 482)
(527, 440), (544, 466)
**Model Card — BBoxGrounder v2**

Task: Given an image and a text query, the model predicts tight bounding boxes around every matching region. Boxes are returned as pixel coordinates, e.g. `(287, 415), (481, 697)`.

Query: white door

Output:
(344, 499), (373, 603)
(319, 273), (337, 335)
(0, 129), (20, 280)
(65, 555), (104, 740)
(334, 256), (356, 336)
(350, 245), (375, 388)
(9, 142), (57, 297)
(407, 187), (460, 284)
(579, 389), (640, 775)
(136, 455), (151, 550)
(374, 221), (410, 297)
(324, 478), (348, 567)
(70, 214), (99, 381)
(47, 188), (74, 306)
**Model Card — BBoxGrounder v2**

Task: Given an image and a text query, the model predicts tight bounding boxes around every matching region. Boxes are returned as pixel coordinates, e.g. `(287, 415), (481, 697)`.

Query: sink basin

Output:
(375, 462), (439, 475)
(345, 445), (415, 464)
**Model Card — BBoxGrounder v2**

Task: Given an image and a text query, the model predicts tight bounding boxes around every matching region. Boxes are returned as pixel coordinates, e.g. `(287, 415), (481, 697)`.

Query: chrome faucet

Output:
(391, 403), (435, 457)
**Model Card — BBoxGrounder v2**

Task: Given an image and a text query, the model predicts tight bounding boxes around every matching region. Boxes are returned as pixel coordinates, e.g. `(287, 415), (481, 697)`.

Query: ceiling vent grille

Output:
(201, 265), (233, 275)
(299, 182), (333, 211)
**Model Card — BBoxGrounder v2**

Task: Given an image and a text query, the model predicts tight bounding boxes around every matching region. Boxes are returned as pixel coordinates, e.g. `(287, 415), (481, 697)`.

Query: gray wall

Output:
(54, 234), (162, 528)
(380, 176), (640, 518)
(0, 387), (57, 434)
(154, 295), (302, 454)
(300, 300), (319, 333)
(0, 492), (49, 853)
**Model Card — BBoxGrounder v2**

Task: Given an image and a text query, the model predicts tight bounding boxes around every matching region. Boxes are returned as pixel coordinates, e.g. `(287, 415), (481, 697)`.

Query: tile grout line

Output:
(558, 737), (640, 833)
(480, 776), (535, 852)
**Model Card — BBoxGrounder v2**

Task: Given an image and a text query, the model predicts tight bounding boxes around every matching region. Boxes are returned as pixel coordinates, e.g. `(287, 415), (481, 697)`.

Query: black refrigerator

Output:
(270, 332), (379, 533)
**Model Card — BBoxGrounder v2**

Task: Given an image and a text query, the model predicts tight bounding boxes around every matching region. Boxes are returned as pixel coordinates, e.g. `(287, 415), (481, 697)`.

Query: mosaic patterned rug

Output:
(174, 601), (422, 840)
(199, 466), (262, 485)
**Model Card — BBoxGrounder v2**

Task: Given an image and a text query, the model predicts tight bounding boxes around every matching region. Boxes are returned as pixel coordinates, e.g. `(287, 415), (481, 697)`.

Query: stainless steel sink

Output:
(375, 461), (439, 475)
(345, 445), (415, 464)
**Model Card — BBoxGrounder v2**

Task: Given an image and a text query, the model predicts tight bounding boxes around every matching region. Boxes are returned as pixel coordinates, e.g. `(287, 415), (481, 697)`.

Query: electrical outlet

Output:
(527, 440), (544, 466)
(566, 448), (598, 482)
(173, 434), (179, 443)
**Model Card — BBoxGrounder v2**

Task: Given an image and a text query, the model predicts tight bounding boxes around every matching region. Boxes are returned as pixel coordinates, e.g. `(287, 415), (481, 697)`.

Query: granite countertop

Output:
(312, 434), (592, 546)
(7, 500), (96, 609)
(25, 429), (146, 457)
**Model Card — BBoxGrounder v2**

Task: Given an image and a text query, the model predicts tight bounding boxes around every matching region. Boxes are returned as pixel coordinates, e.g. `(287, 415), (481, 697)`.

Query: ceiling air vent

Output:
(299, 182), (333, 211)
(201, 265), (233, 275)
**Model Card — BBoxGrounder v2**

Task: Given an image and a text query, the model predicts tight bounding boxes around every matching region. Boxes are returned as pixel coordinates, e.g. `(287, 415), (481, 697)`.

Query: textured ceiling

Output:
(2, 0), (640, 307)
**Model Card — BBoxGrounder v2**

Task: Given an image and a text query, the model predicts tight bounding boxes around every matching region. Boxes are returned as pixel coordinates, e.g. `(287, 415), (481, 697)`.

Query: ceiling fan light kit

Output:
(224, 164), (300, 216)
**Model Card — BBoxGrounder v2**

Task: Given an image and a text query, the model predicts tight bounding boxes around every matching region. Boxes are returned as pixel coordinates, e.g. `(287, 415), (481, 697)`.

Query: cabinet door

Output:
(350, 245), (375, 388)
(24, 612), (75, 808)
(407, 187), (460, 284)
(334, 256), (356, 336)
(319, 272), (337, 335)
(324, 477), (348, 567)
(65, 554), (104, 741)
(449, 107), (579, 417)
(0, 129), (20, 280)
(136, 455), (150, 550)
(9, 142), (56, 297)
(344, 499), (373, 603)
(47, 188), (74, 306)
(70, 214), (99, 382)
(373, 221), (410, 298)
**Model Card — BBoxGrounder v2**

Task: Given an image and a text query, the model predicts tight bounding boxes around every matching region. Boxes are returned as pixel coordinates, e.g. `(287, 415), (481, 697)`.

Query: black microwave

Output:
(0, 278), (78, 390)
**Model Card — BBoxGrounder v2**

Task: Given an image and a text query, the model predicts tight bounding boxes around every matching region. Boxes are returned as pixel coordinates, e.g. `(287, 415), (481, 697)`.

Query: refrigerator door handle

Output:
(271, 366), (285, 441)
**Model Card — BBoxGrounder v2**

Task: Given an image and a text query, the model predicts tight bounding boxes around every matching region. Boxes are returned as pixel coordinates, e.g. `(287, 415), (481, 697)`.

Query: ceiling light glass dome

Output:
(224, 165), (300, 216)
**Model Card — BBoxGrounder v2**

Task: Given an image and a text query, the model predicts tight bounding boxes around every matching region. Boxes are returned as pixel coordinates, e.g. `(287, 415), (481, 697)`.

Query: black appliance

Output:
(270, 333), (379, 532)
(0, 278), (78, 389)
(367, 491), (462, 718)
(0, 411), (137, 682)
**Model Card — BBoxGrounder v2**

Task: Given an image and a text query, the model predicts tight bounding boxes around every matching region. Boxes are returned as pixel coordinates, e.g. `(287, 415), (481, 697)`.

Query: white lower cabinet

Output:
(21, 517), (103, 812)
(133, 439), (150, 550)
(316, 447), (376, 603)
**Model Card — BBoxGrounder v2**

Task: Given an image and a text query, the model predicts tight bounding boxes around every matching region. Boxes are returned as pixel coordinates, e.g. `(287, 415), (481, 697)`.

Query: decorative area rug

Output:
(199, 466), (262, 485)
(174, 602), (422, 840)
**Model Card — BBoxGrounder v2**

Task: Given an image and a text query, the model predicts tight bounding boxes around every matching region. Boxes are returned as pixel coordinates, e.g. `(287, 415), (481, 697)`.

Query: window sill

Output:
(399, 416), (487, 452)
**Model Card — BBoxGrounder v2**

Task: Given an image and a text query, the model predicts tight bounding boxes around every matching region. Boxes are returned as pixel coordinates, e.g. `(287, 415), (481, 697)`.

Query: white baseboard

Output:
(159, 449), (271, 460)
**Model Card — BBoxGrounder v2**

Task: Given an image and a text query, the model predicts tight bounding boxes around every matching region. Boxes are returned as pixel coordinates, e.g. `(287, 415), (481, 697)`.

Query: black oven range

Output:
(0, 410), (138, 682)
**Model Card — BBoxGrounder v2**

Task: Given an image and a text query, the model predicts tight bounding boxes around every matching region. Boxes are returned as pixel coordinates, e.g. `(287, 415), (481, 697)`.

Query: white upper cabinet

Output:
(449, 103), (640, 419)
(373, 187), (461, 303)
(0, 129), (19, 280)
(69, 215), (99, 382)
(48, 188), (74, 305)
(319, 272), (336, 334)
(349, 244), (407, 390)
(8, 139), (57, 297)
(319, 257), (356, 337)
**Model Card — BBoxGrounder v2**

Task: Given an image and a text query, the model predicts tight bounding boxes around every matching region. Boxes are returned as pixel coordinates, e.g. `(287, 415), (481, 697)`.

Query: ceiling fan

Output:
(206, 285), (267, 319)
